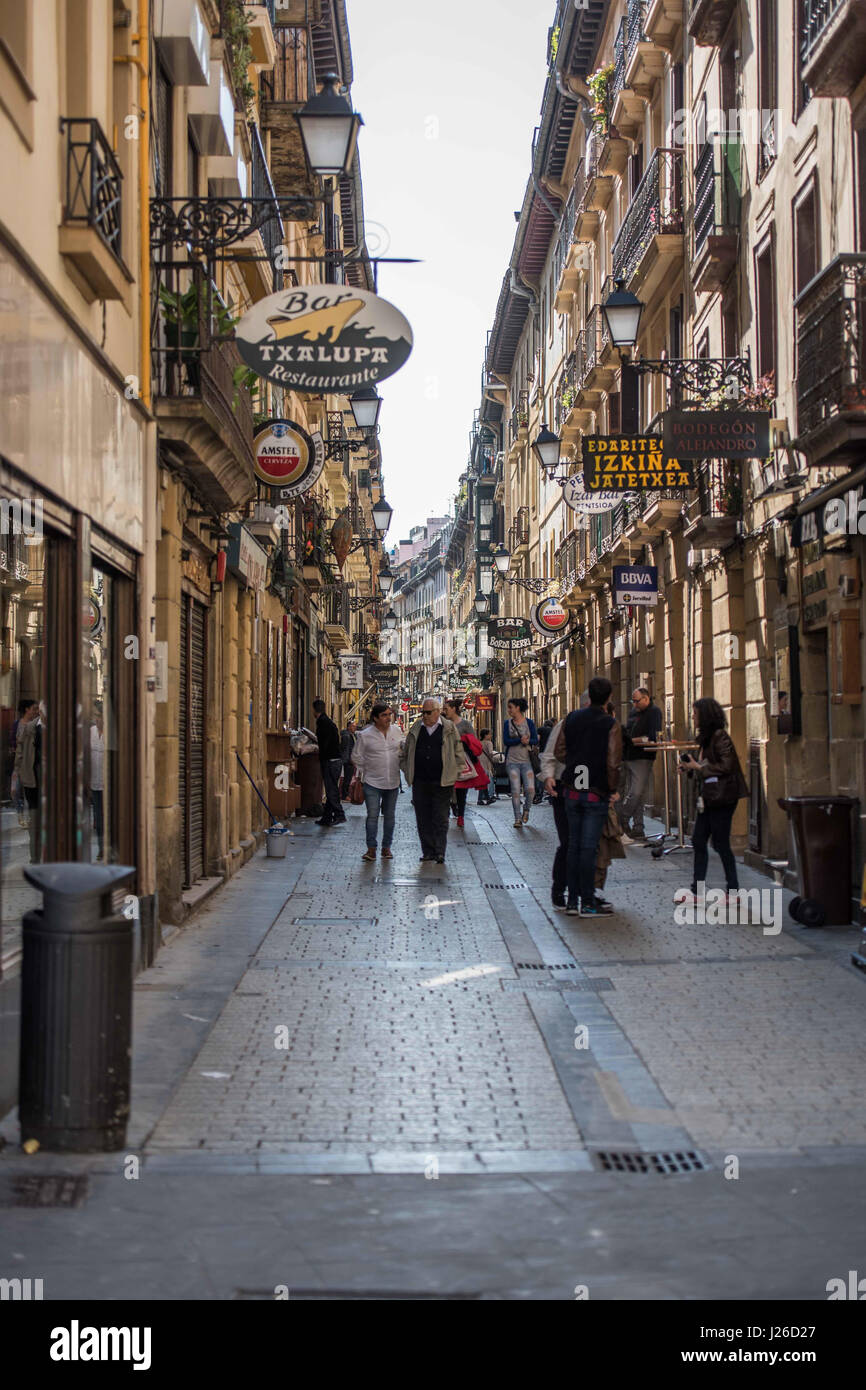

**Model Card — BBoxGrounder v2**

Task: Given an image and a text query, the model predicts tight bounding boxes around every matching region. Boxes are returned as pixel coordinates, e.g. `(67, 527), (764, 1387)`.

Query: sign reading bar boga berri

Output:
(487, 618), (532, 652)
(664, 410), (771, 460)
(582, 436), (695, 492)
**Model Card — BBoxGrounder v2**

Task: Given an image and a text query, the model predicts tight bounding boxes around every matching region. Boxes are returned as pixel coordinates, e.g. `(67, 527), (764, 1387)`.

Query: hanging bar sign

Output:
(582, 435), (694, 492)
(236, 286), (413, 394)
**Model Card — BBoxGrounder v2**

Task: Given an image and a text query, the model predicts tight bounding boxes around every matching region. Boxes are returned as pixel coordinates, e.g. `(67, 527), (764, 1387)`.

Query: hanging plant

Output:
(222, 0), (256, 114)
(587, 62), (615, 135)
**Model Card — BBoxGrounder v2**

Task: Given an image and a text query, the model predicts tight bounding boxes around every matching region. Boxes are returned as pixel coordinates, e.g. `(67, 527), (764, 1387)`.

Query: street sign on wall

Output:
(236, 285), (413, 394)
(613, 564), (659, 606)
(663, 410), (771, 460)
(338, 653), (364, 690)
(582, 435), (695, 493)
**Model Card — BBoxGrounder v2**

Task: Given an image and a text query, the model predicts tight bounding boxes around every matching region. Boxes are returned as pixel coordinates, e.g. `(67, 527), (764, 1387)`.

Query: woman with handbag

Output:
(678, 698), (748, 903)
(443, 698), (479, 826)
(351, 703), (405, 862)
(503, 698), (539, 828)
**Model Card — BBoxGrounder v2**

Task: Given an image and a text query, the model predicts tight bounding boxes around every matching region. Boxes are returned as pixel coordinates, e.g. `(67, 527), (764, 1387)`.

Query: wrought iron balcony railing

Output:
(577, 305), (604, 388)
(60, 118), (123, 263)
(796, 252), (866, 438)
(694, 136), (741, 254)
(626, 0), (648, 71)
(250, 120), (284, 290)
(800, 0), (845, 70)
(611, 147), (684, 286)
(612, 16), (627, 104)
(509, 507), (529, 551)
(555, 354), (578, 431)
(509, 389), (529, 444)
(244, 0), (276, 21)
(259, 24), (313, 104)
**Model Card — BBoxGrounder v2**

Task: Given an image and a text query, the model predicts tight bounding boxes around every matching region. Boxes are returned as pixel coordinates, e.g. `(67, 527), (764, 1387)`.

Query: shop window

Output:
(83, 563), (135, 866)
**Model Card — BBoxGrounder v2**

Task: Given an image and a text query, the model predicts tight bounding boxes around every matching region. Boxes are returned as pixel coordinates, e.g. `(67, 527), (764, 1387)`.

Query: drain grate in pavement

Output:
(592, 1150), (709, 1176)
(503, 977), (614, 993)
(378, 878), (442, 886)
(4, 1175), (90, 1208)
(233, 1288), (482, 1301)
(516, 961), (577, 970)
(484, 883), (528, 890)
(292, 918), (378, 927)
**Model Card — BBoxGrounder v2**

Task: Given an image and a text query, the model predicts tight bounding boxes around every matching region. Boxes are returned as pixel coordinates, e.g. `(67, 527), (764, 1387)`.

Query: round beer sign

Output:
(531, 598), (571, 638)
(253, 419), (325, 498)
(236, 285), (414, 394)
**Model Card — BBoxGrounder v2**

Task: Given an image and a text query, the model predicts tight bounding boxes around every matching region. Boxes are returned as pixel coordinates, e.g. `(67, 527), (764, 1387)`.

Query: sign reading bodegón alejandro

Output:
(582, 435), (694, 492)
(664, 410), (772, 460)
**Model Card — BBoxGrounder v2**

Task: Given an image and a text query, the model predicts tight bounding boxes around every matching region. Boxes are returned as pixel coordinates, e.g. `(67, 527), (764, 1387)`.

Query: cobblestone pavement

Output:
(142, 793), (866, 1164)
(2, 793), (865, 1300)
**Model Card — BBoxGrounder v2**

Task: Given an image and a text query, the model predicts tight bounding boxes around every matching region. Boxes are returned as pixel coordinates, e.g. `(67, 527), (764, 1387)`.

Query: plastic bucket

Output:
(265, 827), (291, 859)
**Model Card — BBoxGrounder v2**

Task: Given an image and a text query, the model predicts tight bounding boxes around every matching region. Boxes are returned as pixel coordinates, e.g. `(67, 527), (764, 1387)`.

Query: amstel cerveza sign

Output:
(236, 285), (413, 394)
(253, 419), (325, 499)
(582, 435), (695, 493)
(530, 598), (571, 638)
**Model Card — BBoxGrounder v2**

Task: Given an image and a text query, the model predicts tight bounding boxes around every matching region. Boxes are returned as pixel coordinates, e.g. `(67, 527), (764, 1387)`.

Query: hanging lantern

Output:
(330, 508), (353, 570)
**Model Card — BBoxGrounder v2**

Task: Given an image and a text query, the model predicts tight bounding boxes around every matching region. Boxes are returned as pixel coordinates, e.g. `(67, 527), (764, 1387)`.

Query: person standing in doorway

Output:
(618, 688), (663, 844)
(352, 703), (404, 862)
(313, 699), (346, 828)
(400, 697), (464, 864)
(503, 698), (538, 828)
(561, 676), (622, 917)
(339, 718), (357, 800)
(13, 700), (42, 863)
(90, 707), (105, 860)
(9, 698), (37, 825)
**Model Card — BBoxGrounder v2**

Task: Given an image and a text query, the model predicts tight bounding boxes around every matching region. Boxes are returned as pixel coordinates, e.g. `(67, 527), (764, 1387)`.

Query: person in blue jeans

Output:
(561, 676), (622, 917)
(503, 697), (538, 827)
(351, 703), (405, 862)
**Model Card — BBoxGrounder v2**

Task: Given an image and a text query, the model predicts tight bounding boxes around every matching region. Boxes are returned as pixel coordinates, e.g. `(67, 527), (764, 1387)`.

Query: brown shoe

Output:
(361, 848), (376, 861)
(381, 847), (393, 859)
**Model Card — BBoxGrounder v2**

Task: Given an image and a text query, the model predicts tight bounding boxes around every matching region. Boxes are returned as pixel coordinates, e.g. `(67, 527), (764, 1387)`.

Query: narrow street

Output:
(2, 800), (863, 1301)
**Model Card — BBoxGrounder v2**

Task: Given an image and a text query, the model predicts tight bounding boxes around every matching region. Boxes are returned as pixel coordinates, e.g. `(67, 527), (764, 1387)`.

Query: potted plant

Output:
(158, 283), (236, 391)
(222, 0), (256, 115)
(588, 62), (615, 136)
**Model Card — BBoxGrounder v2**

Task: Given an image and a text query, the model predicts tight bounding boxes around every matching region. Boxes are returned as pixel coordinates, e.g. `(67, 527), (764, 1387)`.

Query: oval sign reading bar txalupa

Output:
(235, 285), (414, 394)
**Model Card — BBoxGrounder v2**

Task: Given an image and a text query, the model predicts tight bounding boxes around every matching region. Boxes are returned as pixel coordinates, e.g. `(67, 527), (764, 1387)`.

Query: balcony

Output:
(624, 0), (667, 98)
(554, 192), (580, 310)
(644, 0), (684, 51)
(59, 119), (132, 305)
(324, 586), (352, 651)
(580, 305), (618, 398)
(242, 1), (278, 69)
(578, 136), (616, 213)
(508, 390), (529, 456)
(611, 146), (684, 299)
(795, 253), (866, 467)
(260, 25), (317, 198)
(802, 0), (866, 99)
(610, 16), (646, 142)
(687, 0), (737, 47)
(189, 57), (234, 156)
(683, 460), (743, 549)
(154, 336), (256, 512)
(509, 507), (530, 556)
(693, 137), (741, 293)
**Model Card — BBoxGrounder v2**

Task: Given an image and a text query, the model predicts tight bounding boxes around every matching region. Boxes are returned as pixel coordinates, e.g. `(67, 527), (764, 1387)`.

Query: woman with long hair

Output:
(678, 698), (748, 903)
(503, 697), (538, 828)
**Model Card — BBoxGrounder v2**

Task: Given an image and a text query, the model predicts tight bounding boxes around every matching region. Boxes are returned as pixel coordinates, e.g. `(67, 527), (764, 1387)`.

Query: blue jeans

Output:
(507, 761), (535, 819)
(565, 792), (610, 906)
(363, 784), (399, 849)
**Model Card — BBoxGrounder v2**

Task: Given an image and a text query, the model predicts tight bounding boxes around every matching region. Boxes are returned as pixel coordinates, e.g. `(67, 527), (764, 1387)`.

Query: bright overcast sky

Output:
(348, 0), (554, 543)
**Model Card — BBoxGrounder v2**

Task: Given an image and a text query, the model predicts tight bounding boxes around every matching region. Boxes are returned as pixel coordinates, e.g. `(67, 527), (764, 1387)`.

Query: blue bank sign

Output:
(613, 565), (659, 607)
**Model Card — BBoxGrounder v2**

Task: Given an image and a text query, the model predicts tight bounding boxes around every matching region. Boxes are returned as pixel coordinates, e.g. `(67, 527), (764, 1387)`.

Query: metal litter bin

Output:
(777, 796), (858, 927)
(19, 862), (136, 1152)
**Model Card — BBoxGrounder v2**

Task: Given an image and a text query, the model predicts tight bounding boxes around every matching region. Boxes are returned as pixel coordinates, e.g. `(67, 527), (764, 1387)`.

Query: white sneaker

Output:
(621, 833), (635, 846)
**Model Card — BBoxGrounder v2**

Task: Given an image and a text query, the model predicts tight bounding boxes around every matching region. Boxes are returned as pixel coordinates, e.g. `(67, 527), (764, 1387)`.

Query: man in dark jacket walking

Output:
(313, 699), (346, 827)
(561, 676), (622, 917)
(618, 687), (662, 842)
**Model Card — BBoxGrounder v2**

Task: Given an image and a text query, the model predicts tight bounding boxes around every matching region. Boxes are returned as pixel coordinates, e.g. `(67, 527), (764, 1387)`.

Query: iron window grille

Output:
(795, 252), (866, 437)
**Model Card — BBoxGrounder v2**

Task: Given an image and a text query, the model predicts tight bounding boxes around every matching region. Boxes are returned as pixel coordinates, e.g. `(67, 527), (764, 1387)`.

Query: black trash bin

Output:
(777, 796), (858, 927)
(19, 862), (136, 1152)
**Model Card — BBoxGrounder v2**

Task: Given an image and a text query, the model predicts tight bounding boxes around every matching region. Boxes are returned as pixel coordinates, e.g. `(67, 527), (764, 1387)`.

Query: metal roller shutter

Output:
(179, 594), (207, 887)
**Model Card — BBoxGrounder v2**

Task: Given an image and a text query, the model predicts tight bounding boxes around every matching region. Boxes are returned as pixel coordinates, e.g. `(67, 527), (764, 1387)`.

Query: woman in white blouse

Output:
(352, 702), (405, 862)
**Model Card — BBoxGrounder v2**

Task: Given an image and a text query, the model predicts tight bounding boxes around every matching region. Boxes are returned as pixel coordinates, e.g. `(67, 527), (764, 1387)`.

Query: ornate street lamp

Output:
(296, 74), (363, 178)
(474, 589), (490, 619)
(349, 386), (382, 432)
(493, 547), (511, 576)
(372, 496), (393, 536)
(383, 608), (398, 631)
(532, 425), (562, 475)
(378, 563), (395, 598)
(601, 278), (645, 351)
